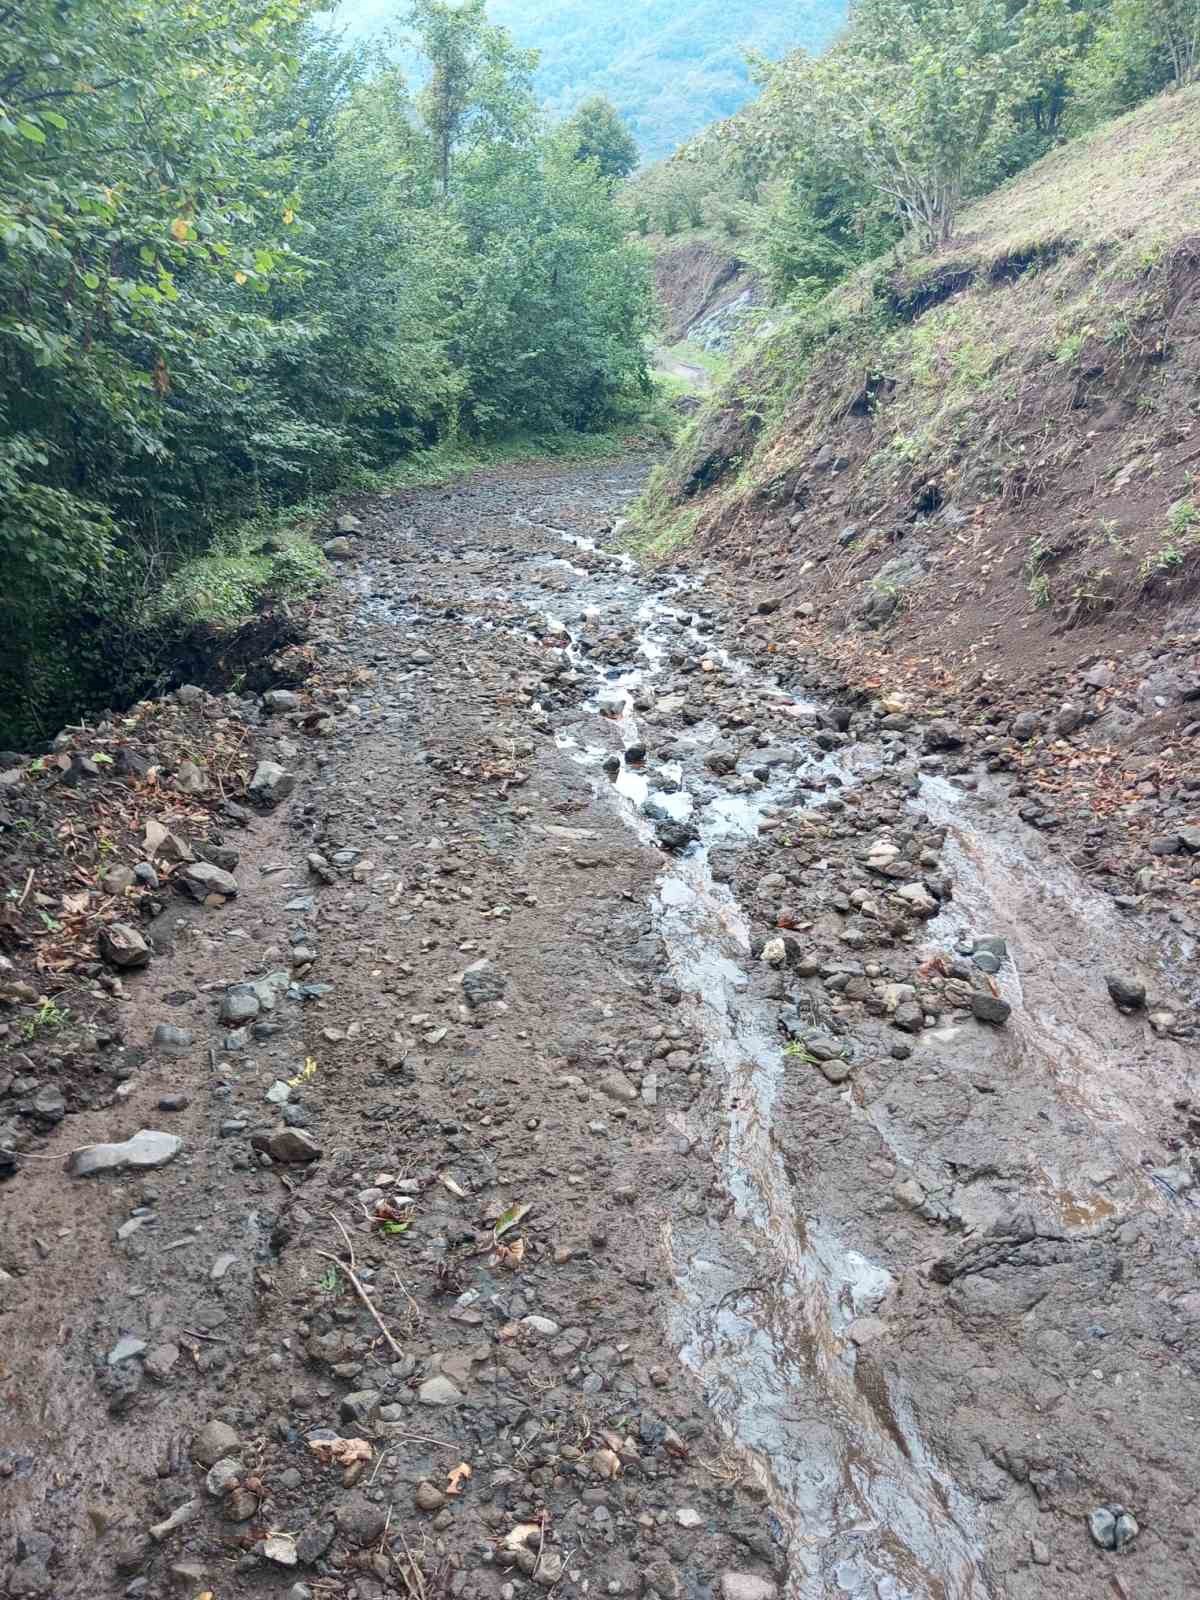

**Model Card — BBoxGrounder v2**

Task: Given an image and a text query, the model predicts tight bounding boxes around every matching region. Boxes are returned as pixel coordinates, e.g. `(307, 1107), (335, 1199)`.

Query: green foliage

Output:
(562, 96), (639, 179)
(0, 0), (651, 746)
(333, 0), (848, 159)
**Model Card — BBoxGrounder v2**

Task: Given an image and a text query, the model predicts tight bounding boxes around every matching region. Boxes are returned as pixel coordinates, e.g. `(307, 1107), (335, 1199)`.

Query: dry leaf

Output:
(492, 1237), (525, 1271)
(61, 891), (89, 915)
(440, 1172), (468, 1198)
(309, 1437), (373, 1469)
(501, 1523), (541, 1552)
(446, 1462), (472, 1496)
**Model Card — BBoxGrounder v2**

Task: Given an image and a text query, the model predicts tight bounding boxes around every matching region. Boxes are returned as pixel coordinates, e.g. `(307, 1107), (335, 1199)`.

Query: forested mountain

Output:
(323, 0), (847, 156)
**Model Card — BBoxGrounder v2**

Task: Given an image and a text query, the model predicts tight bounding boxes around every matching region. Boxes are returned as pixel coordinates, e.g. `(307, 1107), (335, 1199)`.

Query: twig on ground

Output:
(315, 1215), (405, 1361)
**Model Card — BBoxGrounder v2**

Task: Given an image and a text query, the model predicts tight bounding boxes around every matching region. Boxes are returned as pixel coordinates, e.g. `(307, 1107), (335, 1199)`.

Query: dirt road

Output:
(3, 455), (1198, 1600)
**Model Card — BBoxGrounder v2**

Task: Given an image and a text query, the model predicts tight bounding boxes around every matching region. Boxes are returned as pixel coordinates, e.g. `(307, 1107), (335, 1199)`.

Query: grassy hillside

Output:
(641, 82), (1200, 664)
(322, 0), (845, 157)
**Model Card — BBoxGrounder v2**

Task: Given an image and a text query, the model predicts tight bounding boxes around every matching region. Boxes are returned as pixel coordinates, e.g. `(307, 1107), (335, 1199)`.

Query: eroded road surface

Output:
(4, 456), (1200, 1600)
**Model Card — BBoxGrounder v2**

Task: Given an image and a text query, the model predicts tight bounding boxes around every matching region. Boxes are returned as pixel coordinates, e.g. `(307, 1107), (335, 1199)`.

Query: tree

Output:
(757, 0), (1025, 248)
(563, 95), (639, 178)
(407, 0), (537, 196)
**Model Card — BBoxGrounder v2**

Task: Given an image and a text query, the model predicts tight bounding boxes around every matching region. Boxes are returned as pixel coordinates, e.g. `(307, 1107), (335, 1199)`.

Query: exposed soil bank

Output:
(2, 455), (1197, 1600)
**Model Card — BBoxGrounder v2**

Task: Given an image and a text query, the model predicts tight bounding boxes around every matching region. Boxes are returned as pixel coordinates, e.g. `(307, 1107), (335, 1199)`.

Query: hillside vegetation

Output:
(641, 80), (1200, 691)
(327, 0), (846, 156)
(0, 0), (650, 746)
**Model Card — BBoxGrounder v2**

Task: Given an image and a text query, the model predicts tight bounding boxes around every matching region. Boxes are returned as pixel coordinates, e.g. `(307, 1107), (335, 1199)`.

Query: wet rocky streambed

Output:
(3, 457), (1198, 1600)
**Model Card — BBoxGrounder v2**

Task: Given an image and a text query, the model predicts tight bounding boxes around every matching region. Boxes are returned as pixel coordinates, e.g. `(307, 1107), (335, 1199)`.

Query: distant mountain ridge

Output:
(322, 0), (846, 158)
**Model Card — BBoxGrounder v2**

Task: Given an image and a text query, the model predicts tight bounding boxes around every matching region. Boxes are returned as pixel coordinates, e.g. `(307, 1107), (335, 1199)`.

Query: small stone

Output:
(263, 690), (301, 712)
(205, 1457), (242, 1497)
(98, 924), (151, 970)
(675, 1508), (703, 1529)
(1105, 974), (1146, 1011)
(192, 1419), (241, 1466)
(177, 861), (238, 901)
(220, 985), (260, 1024)
(971, 992), (1011, 1025)
(339, 1390), (381, 1425)
(418, 1375), (463, 1406)
(521, 1315), (560, 1336)
(66, 1130), (181, 1178)
(107, 1336), (146, 1365)
(249, 760), (296, 808)
(1030, 1538), (1051, 1566)
(720, 1575), (777, 1600)
(535, 1553), (564, 1587)
(323, 537), (354, 561)
(597, 1069), (638, 1104)
(152, 1023), (192, 1056)
(157, 1093), (189, 1112)
(415, 1481), (446, 1512)
(294, 1522), (335, 1566)
(143, 1343), (179, 1381)
(256, 1127), (322, 1164)
(461, 960), (506, 1008)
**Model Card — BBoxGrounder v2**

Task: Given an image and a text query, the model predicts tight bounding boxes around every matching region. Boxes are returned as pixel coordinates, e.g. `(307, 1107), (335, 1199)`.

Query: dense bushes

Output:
(0, 0), (651, 745)
(625, 0), (1199, 298)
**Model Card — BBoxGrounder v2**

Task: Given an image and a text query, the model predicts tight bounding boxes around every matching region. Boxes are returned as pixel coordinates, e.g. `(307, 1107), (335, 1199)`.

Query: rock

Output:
(335, 512), (363, 534)
(176, 684), (203, 704)
(288, 1521), (333, 1567)
(720, 1575), (778, 1600)
(1030, 1538), (1051, 1566)
(30, 1085), (65, 1124)
(704, 747), (738, 775)
(1105, 974), (1146, 1010)
(143, 1343), (179, 1381)
(66, 1129), (181, 1178)
(264, 689), (301, 712)
(418, 1375), (463, 1406)
(157, 1093), (189, 1112)
(256, 1127), (322, 1164)
(100, 865), (136, 895)
(1055, 703), (1085, 735)
(521, 1315), (560, 1336)
(675, 1508), (703, 1528)
(923, 719), (965, 752)
(339, 1390), (381, 1425)
(335, 1494), (387, 1547)
(264, 1531), (299, 1567)
(1010, 711), (1040, 742)
(175, 761), (208, 796)
(7, 1558), (53, 1596)
(107, 1336), (146, 1365)
(98, 923), (152, 970)
(892, 1001), (924, 1034)
(461, 960), (506, 1008)
(152, 1023), (192, 1056)
(249, 760), (296, 808)
(192, 1419), (241, 1466)
(535, 1553), (564, 1587)
(205, 1458), (243, 1497)
(818, 1058), (853, 1084)
(1088, 1504), (1138, 1552)
(323, 537), (354, 560)
(220, 984), (261, 1025)
(415, 1481), (446, 1512)
(971, 992), (1011, 1025)
(177, 861), (238, 901)
(760, 937), (787, 967)
(597, 1069), (638, 1104)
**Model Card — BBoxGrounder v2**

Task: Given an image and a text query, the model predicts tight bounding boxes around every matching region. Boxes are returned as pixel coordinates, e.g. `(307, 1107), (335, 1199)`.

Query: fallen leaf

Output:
(61, 891), (89, 915)
(492, 1237), (525, 1271)
(440, 1172), (467, 1198)
(446, 1462), (472, 1496)
(501, 1523), (541, 1552)
(309, 1437), (373, 1468)
(493, 1201), (530, 1242)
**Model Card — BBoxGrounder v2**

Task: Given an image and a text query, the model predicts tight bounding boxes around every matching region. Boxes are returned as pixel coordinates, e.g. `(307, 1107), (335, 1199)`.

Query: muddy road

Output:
(3, 454), (1199, 1600)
